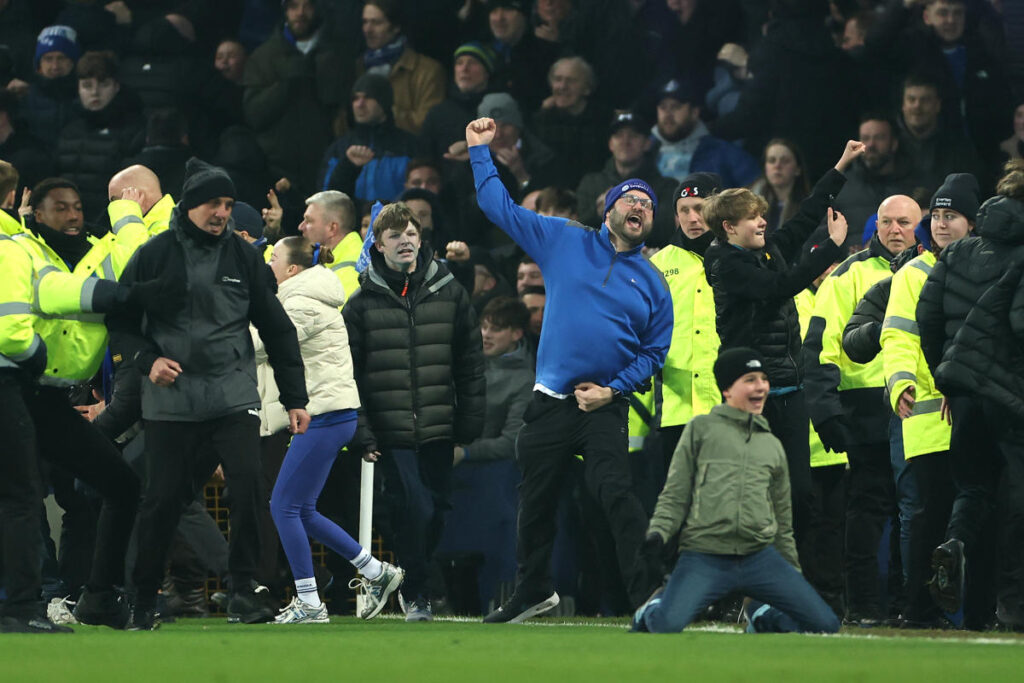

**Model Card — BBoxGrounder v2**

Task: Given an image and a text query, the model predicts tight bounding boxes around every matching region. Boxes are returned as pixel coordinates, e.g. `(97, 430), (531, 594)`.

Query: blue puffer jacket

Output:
(318, 120), (423, 202)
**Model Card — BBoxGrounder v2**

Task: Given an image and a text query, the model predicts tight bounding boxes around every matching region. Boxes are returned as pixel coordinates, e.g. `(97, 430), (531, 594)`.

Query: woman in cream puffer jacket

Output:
(254, 236), (404, 625)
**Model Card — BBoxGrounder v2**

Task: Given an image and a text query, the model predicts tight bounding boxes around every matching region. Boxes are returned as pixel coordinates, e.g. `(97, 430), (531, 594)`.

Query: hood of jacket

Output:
(975, 196), (1024, 244)
(278, 263), (347, 308)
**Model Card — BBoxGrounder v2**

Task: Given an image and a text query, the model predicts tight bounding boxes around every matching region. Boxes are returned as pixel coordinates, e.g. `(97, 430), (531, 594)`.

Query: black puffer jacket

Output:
(342, 245), (485, 452)
(936, 261), (1024, 420)
(917, 196), (1024, 378)
(56, 89), (145, 221)
(704, 168), (845, 387)
(841, 245), (921, 363)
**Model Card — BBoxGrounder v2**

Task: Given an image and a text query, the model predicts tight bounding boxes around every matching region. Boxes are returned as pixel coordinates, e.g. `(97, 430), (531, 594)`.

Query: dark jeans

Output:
(514, 392), (650, 607)
(806, 463), (847, 612)
(640, 547), (839, 634)
(845, 441), (896, 619)
(378, 441), (454, 602)
(903, 451), (955, 622)
(133, 412), (262, 607)
(0, 383), (139, 616)
(763, 391), (812, 553)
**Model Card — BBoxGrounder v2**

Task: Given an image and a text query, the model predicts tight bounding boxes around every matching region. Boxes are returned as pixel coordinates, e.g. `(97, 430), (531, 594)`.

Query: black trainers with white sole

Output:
(483, 590), (559, 624)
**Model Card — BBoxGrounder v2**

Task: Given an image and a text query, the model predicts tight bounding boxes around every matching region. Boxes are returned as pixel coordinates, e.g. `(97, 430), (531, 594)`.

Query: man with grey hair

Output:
(298, 190), (361, 302)
(532, 56), (611, 188)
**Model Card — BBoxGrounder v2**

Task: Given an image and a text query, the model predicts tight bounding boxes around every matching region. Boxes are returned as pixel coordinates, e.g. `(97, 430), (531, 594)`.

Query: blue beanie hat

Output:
(35, 26), (80, 70)
(604, 179), (658, 218)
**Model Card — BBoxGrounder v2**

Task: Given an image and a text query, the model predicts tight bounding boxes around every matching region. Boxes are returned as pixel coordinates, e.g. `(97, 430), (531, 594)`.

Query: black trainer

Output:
(126, 606), (160, 631)
(0, 613), (74, 634)
(928, 538), (965, 614)
(73, 588), (130, 629)
(483, 589), (559, 624)
(227, 585), (275, 624)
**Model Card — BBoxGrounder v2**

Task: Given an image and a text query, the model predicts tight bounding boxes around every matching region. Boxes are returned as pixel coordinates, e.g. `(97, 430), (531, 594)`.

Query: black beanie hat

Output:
(714, 347), (767, 391)
(929, 173), (980, 222)
(675, 172), (722, 201)
(352, 73), (394, 116)
(180, 157), (236, 211)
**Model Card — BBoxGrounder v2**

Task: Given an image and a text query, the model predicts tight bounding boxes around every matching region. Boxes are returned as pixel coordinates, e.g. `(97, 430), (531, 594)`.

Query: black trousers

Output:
(378, 441), (454, 602)
(514, 392), (650, 607)
(845, 441), (896, 618)
(256, 429), (292, 595)
(947, 396), (1020, 626)
(133, 412), (262, 607)
(903, 451), (955, 622)
(806, 463), (847, 613)
(0, 382), (139, 616)
(763, 391), (813, 553)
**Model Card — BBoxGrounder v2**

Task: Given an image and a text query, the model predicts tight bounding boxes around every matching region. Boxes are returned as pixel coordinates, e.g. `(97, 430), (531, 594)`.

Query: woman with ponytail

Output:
(256, 236), (404, 624)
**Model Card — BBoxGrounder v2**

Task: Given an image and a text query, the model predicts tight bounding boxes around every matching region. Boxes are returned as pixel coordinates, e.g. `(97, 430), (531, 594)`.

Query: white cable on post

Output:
(355, 459), (374, 615)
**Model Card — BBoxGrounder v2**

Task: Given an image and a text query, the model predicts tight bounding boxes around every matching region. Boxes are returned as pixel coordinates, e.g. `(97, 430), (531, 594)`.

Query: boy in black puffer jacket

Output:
(702, 140), (863, 558)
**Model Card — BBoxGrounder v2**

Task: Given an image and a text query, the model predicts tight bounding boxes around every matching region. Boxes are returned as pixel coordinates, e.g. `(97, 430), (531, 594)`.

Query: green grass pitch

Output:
(2, 616), (1022, 682)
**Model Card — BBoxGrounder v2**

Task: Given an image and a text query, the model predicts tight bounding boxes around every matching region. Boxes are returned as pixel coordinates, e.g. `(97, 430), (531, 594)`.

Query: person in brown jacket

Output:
(357, 0), (445, 135)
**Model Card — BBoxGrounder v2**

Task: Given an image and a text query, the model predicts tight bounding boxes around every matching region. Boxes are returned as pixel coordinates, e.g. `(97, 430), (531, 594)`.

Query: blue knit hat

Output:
(35, 26), (80, 70)
(604, 179), (658, 218)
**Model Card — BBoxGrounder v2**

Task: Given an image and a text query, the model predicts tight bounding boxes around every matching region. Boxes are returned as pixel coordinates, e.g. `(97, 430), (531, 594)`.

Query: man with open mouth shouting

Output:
(465, 117), (673, 624)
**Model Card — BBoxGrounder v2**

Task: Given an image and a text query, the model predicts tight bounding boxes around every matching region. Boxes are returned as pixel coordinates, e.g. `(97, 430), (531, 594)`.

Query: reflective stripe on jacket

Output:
(882, 252), (950, 458)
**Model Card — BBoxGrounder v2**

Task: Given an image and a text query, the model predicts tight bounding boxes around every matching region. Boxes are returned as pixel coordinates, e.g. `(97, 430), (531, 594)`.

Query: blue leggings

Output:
(270, 411), (361, 580)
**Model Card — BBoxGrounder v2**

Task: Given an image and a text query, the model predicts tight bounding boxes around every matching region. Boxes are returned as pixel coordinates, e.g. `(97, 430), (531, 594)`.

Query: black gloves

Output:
(637, 532), (666, 590)
(815, 416), (851, 454)
(17, 336), (47, 379)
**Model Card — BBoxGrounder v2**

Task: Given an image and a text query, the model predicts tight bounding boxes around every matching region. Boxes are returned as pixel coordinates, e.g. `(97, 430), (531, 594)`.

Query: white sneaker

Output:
(349, 562), (405, 620)
(47, 597), (79, 625)
(273, 596), (329, 624)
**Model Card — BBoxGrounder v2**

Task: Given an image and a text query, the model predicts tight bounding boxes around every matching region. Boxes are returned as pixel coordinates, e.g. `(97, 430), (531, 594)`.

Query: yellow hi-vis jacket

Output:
(649, 243), (720, 427)
(12, 218), (149, 385)
(795, 287), (847, 467)
(108, 193), (174, 238)
(0, 212), (43, 370)
(327, 230), (363, 306)
(881, 252), (951, 458)
(804, 238), (894, 444)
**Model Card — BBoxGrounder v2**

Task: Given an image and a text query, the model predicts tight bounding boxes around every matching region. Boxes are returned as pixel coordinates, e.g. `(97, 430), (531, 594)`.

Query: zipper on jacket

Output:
(602, 253), (619, 287)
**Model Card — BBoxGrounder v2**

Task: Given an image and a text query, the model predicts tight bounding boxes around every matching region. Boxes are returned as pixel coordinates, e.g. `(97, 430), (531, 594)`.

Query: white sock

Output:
(294, 577), (322, 608)
(351, 548), (384, 580)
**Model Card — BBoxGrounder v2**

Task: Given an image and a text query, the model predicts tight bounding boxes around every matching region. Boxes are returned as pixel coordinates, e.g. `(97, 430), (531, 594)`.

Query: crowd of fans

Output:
(1, 0), (1023, 633)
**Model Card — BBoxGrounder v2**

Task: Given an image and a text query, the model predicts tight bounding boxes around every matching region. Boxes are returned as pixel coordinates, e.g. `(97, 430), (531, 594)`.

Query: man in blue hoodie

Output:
(466, 117), (674, 623)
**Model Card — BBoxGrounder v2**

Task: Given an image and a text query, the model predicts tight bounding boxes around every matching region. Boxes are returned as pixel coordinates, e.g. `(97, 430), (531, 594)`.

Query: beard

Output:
(607, 206), (651, 248)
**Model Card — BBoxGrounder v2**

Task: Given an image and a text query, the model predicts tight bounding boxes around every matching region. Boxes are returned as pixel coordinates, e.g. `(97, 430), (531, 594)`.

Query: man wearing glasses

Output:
(464, 117), (673, 623)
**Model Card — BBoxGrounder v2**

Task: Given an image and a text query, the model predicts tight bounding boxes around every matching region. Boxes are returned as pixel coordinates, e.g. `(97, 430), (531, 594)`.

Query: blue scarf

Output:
(364, 35), (407, 69)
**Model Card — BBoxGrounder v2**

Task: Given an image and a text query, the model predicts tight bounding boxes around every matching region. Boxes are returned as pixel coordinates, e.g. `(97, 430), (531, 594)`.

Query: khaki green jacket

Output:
(647, 403), (799, 569)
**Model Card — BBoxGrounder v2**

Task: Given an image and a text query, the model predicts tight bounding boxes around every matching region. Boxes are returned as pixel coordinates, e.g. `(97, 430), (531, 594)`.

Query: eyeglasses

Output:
(620, 194), (653, 211)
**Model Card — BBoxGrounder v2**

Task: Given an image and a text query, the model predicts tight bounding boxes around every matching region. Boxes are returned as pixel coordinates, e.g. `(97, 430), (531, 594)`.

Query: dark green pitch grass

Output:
(1, 617), (1022, 683)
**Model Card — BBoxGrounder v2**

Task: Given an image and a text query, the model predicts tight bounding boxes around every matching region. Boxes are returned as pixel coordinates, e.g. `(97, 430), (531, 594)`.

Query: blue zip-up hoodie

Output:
(470, 145), (673, 395)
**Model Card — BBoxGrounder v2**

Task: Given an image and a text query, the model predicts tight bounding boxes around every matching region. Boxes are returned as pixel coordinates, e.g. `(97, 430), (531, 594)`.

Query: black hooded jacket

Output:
(918, 196), (1024, 381)
(342, 244), (485, 453)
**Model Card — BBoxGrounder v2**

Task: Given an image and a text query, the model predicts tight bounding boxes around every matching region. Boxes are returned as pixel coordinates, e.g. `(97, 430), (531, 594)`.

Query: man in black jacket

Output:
(343, 202), (485, 622)
(107, 158), (310, 629)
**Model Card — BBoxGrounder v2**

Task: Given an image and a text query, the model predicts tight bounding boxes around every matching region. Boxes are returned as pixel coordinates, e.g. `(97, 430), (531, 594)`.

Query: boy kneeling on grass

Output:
(631, 348), (840, 634)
